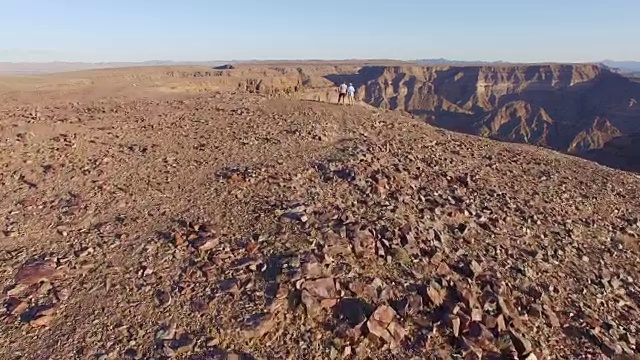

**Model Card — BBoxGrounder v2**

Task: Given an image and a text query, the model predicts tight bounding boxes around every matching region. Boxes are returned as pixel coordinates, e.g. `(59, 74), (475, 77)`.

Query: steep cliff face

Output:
(362, 64), (604, 112)
(475, 101), (556, 146)
(567, 117), (622, 153)
(355, 64), (640, 161)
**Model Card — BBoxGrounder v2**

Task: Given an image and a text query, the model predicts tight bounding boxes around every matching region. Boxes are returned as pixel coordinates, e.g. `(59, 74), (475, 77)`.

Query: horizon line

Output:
(0, 58), (638, 65)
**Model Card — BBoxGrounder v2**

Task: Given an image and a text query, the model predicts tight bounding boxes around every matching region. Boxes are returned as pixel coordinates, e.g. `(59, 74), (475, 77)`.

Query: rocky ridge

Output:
(1, 90), (640, 359)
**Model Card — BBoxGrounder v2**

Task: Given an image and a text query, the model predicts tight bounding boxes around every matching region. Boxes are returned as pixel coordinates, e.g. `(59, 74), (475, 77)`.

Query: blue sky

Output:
(0, 0), (638, 62)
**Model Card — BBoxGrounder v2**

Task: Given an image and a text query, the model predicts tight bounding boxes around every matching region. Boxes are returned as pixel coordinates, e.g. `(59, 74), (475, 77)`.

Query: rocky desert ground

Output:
(1, 63), (640, 360)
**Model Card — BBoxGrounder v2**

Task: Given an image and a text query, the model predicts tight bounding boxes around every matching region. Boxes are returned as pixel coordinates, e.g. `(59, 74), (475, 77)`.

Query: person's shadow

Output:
(323, 66), (386, 90)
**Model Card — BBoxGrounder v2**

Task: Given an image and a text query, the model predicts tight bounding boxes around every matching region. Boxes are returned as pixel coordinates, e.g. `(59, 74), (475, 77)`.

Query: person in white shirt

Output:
(347, 83), (356, 105)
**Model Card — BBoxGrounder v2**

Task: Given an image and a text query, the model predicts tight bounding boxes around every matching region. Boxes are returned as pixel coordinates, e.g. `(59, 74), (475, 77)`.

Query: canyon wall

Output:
(351, 64), (640, 164)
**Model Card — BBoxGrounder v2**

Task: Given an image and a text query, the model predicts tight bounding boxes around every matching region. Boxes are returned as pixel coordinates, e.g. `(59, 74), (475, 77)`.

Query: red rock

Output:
(320, 298), (338, 309)
(508, 329), (533, 356)
(6, 284), (29, 297)
(460, 287), (479, 311)
(245, 241), (259, 254)
(301, 290), (321, 317)
(342, 346), (352, 358)
(30, 315), (55, 328)
(372, 305), (396, 325)
(366, 318), (394, 343)
(470, 260), (482, 277)
(345, 320), (365, 340)
(436, 262), (451, 276)
(301, 261), (324, 279)
(174, 233), (186, 246)
(303, 277), (336, 299)
(195, 238), (217, 252)
(387, 320), (407, 342)
(15, 261), (61, 286)
(11, 301), (29, 315)
(543, 305), (561, 327)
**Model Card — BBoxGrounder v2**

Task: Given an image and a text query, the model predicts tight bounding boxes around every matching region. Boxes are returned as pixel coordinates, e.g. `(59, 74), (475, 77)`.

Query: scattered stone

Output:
(30, 315), (55, 328)
(301, 289), (322, 317)
(6, 284), (29, 297)
(343, 345), (352, 358)
(542, 305), (560, 327)
(451, 316), (461, 337)
(612, 233), (639, 252)
(303, 277), (337, 299)
(11, 301), (29, 315)
(195, 238), (218, 252)
(508, 329), (533, 357)
(470, 260), (482, 277)
(387, 320), (407, 342)
(426, 282), (446, 307)
(14, 261), (61, 286)
(372, 305), (396, 324)
(281, 205), (308, 222)
(365, 305), (405, 346)
(155, 323), (176, 341)
(3, 76), (640, 360)
(367, 319), (394, 344)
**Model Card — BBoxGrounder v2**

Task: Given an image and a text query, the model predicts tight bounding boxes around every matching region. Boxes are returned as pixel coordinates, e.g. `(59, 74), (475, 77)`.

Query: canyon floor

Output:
(1, 66), (640, 360)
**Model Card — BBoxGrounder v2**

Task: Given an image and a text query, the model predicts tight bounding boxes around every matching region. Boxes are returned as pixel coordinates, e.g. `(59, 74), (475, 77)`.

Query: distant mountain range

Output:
(600, 60), (640, 75)
(415, 58), (510, 66)
(417, 59), (640, 75)
(0, 60), (230, 75)
(1, 58), (640, 76)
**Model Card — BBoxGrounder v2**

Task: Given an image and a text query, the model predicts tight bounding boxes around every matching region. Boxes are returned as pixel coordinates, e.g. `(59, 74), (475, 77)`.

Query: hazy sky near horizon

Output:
(0, 0), (638, 62)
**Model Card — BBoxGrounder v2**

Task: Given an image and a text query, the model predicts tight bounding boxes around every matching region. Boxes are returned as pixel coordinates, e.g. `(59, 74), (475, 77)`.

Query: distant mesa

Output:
(214, 64), (235, 70)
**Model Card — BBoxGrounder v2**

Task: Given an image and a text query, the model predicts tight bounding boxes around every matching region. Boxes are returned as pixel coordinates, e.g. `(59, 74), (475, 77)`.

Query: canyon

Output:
(328, 64), (640, 171)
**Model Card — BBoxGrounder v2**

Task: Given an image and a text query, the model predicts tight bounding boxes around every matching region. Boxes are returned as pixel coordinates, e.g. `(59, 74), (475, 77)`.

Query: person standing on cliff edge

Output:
(347, 83), (356, 105)
(337, 82), (348, 104)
